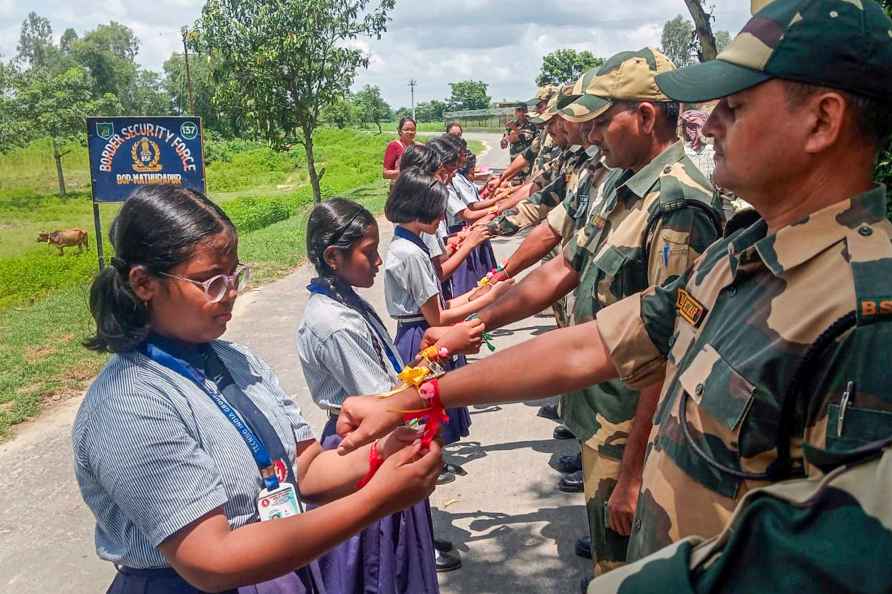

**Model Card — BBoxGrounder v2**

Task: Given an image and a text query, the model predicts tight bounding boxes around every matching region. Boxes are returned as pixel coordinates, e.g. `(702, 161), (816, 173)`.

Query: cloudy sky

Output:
(1, 0), (751, 108)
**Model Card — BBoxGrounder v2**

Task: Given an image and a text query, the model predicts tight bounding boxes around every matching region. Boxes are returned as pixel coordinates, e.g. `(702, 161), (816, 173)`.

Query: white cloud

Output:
(1, 0), (751, 108)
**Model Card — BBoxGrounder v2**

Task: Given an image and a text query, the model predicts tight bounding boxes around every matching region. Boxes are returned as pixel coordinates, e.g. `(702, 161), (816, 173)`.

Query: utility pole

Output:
(182, 26), (196, 115)
(409, 79), (416, 120)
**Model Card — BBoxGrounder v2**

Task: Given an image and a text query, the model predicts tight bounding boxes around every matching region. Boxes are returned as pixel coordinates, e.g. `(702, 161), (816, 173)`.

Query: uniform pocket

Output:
(828, 404), (892, 450)
(679, 343), (755, 432)
(591, 245), (632, 306)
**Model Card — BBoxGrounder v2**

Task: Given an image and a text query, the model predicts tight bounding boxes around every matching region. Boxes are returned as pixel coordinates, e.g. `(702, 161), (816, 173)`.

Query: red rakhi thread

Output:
(403, 378), (448, 447)
(356, 441), (383, 489)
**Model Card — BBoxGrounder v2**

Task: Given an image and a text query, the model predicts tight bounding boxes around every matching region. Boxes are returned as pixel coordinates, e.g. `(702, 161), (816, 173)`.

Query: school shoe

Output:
(559, 470), (584, 493)
(444, 462), (467, 476)
(552, 452), (582, 474)
(437, 469), (456, 485)
(580, 575), (593, 593)
(575, 536), (592, 559)
(433, 539), (462, 572)
(553, 424), (575, 440)
(537, 403), (560, 421)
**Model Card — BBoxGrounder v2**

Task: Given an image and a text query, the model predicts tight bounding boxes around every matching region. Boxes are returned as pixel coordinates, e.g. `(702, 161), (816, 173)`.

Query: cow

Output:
(36, 229), (89, 255)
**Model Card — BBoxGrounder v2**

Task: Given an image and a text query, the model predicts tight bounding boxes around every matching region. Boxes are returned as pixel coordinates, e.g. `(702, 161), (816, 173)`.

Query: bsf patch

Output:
(860, 298), (892, 319)
(677, 289), (708, 328)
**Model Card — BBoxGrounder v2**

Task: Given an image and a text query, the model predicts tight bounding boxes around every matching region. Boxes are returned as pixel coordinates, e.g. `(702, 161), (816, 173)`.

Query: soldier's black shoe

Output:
(575, 536), (592, 559)
(580, 575), (592, 593)
(537, 403), (560, 421)
(559, 470), (584, 493)
(553, 424), (575, 440)
(433, 539), (462, 572)
(553, 452), (582, 473)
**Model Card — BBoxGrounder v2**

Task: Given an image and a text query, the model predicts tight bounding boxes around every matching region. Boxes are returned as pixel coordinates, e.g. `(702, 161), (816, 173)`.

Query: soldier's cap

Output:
(655, 0), (892, 103)
(559, 48), (676, 123)
(530, 85), (580, 124)
(525, 85), (558, 108)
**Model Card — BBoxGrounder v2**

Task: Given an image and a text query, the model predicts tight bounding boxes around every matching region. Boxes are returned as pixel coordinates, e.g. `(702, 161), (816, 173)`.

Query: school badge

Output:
(96, 122), (114, 140)
(131, 137), (163, 173)
(676, 288), (707, 328)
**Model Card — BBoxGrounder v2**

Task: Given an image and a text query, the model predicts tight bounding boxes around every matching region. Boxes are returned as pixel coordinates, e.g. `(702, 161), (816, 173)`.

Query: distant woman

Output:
(73, 186), (440, 594)
(383, 117), (418, 182)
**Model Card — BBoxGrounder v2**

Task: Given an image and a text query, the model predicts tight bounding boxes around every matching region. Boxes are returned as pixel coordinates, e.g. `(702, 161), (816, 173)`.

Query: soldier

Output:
(335, 1), (892, 586)
(487, 86), (591, 238)
(500, 105), (539, 182)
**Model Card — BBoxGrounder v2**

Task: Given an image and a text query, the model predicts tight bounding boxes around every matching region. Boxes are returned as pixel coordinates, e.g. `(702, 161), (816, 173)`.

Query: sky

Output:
(1, 0), (752, 108)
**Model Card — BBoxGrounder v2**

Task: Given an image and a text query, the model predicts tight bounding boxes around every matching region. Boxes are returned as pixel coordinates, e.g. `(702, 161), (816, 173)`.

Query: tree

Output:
(448, 80), (490, 111)
(536, 49), (604, 86)
(415, 99), (447, 122)
(682, 0), (719, 61)
(14, 66), (121, 195)
(354, 84), (390, 133)
(199, 0), (395, 203)
(16, 12), (54, 69)
(662, 15), (696, 67)
(60, 28), (79, 54)
(130, 70), (170, 116)
(71, 22), (140, 105)
(715, 31), (731, 54)
(320, 94), (358, 128)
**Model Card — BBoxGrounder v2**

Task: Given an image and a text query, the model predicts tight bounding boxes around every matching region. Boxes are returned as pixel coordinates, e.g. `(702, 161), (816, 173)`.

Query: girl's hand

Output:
(446, 235), (462, 253)
(337, 395), (408, 455)
(467, 225), (491, 247)
(436, 318), (485, 355)
(377, 426), (424, 459)
(364, 441), (442, 515)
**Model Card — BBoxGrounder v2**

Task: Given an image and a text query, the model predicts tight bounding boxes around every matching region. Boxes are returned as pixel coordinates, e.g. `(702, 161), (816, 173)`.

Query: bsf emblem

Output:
(96, 122), (114, 140)
(131, 137), (163, 173)
(180, 121), (198, 140)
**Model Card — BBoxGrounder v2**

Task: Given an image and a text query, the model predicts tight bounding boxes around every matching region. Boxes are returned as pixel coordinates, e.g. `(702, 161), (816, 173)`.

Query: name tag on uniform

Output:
(677, 289), (707, 328)
(258, 483), (300, 521)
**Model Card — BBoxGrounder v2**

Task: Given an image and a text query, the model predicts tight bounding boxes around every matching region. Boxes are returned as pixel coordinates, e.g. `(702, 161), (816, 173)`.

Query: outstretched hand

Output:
(336, 394), (411, 455)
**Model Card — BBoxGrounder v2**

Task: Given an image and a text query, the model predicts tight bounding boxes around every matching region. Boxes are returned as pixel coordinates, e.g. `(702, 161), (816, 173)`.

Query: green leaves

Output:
(448, 80), (491, 111)
(536, 49), (604, 87)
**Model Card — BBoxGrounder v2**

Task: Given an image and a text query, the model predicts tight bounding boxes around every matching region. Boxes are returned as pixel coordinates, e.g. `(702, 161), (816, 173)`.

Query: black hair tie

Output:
(110, 257), (130, 274)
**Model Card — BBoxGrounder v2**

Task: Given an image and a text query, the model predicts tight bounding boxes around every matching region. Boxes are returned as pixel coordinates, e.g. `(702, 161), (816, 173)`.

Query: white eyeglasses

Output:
(160, 266), (251, 303)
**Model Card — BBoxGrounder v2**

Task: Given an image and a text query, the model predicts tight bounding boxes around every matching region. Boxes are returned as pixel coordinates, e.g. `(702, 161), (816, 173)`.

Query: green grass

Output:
(0, 127), (397, 438)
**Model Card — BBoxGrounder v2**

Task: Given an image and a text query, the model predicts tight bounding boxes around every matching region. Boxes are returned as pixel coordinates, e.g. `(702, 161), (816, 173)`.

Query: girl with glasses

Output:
(74, 185), (441, 594)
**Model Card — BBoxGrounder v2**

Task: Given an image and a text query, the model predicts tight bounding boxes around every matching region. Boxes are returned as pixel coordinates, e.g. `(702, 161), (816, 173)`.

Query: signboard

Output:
(85, 116), (205, 202)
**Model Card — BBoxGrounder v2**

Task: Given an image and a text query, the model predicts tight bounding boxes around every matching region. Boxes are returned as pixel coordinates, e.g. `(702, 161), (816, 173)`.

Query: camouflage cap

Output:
(530, 85), (580, 124)
(559, 48), (676, 123)
(525, 85), (559, 108)
(656, 0), (892, 103)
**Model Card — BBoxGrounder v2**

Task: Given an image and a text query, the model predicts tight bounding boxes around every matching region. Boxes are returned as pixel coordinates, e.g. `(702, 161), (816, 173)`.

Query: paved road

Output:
(0, 134), (590, 593)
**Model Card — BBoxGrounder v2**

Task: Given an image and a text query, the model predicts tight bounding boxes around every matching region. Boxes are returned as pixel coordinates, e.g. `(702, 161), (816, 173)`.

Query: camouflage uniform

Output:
(556, 49), (724, 576)
(507, 118), (538, 178)
(591, 0), (892, 563)
(523, 130), (560, 182)
(588, 436), (892, 594)
(487, 145), (587, 237)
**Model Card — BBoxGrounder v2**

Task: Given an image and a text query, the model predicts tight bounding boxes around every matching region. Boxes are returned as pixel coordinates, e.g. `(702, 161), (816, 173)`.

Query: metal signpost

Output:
(84, 116), (206, 270)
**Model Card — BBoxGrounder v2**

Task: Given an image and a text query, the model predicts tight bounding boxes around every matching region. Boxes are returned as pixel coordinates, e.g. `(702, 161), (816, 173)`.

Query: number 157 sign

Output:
(85, 116), (206, 202)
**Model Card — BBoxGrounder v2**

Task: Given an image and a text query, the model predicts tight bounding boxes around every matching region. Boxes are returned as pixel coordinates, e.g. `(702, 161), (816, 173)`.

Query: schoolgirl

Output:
(383, 168), (512, 448)
(73, 186), (440, 594)
(297, 198), (483, 582)
(427, 137), (500, 298)
(397, 144), (489, 299)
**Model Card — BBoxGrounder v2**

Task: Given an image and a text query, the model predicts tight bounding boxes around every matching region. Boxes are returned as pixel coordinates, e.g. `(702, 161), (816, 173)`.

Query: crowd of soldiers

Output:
(337, 0), (892, 591)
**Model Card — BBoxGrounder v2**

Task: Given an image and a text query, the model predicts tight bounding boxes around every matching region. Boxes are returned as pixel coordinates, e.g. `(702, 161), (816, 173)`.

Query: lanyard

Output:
(307, 281), (403, 373)
(394, 225), (431, 257)
(140, 341), (280, 491)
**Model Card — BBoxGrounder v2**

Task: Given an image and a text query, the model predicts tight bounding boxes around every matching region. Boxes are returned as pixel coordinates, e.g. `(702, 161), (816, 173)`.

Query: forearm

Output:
(503, 222), (562, 278)
(298, 443), (375, 503)
(388, 321), (617, 410)
(178, 491), (383, 591)
(499, 154), (528, 184)
(498, 184), (534, 210)
(617, 382), (662, 484)
(439, 241), (477, 278)
(383, 168), (399, 180)
(477, 256), (577, 330)
(438, 292), (493, 324)
(459, 208), (494, 222)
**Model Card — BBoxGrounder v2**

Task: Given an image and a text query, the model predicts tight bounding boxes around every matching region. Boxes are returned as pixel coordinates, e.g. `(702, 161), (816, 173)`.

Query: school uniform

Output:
(73, 335), (324, 594)
(383, 226), (471, 445)
(446, 174), (498, 297)
(297, 282), (439, 594)
(421, 222), (454, 299)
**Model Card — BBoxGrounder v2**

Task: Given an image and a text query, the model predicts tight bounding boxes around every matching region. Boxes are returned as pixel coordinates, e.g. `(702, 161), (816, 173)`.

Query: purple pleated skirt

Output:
(393, 319), (471, 445)
(316, 418), (439, 594)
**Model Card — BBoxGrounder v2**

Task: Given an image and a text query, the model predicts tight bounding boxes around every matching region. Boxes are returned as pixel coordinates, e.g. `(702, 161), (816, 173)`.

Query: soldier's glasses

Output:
(160, 266), (251, 303)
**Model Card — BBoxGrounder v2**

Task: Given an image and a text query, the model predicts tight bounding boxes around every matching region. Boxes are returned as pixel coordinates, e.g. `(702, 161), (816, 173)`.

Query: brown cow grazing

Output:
(37, 229), (89, 255)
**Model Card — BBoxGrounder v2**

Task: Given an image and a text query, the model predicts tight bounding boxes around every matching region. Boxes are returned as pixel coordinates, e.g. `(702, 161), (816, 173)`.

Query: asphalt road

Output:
(0, 132), (590, 594)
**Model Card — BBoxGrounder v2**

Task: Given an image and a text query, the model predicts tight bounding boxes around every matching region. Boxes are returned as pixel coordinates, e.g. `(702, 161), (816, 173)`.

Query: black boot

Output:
(553, 424), (575, 440)
(433, 539), (461, 572)
(552, 451), (582, 473)
(537, 403), (560, 421)
(575, 536), (592, 559)
(559, 470), (584, 493)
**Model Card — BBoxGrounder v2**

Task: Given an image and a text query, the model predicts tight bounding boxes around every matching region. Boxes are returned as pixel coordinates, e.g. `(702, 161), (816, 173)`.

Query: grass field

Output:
(0, 126), (485, 437)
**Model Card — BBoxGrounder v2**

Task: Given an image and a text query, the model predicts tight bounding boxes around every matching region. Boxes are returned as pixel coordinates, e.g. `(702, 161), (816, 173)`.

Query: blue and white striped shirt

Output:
(72, 341), (314, 569)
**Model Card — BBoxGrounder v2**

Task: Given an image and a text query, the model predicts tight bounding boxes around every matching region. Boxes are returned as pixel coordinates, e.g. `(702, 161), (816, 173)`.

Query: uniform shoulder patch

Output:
(677, 288), (708, 328)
